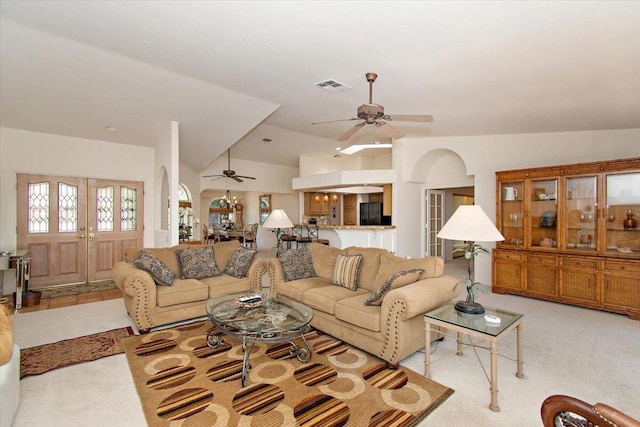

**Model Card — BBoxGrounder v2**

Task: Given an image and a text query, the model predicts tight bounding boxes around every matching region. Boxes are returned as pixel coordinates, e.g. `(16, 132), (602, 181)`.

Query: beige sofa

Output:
(267, 243), (459, 366)
(112, 240), (266, 332)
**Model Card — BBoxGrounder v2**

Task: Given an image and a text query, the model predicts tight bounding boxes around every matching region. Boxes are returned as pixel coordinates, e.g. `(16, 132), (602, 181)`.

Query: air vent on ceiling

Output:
(314, 79), (351, 93)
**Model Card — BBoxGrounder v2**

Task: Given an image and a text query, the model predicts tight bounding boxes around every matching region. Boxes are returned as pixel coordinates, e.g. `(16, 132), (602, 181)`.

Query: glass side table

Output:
(424, 303), (525, 412)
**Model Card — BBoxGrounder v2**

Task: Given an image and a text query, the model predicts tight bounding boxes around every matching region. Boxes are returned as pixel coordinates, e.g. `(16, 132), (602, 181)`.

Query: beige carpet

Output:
(123, 321), (454, 426)
(20, 326), (135, 378)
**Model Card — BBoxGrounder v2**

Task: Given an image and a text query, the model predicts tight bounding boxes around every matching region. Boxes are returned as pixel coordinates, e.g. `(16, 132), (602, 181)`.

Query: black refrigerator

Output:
(360, 202), (386, 225)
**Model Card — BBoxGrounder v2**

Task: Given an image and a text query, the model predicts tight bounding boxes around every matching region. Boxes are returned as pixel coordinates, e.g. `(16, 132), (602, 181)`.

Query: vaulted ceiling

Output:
(1, 1), (639, 171)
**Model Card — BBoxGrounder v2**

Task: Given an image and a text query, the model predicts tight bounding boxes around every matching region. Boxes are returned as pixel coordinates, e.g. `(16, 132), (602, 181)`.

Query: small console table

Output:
(0, 250), (31, 311)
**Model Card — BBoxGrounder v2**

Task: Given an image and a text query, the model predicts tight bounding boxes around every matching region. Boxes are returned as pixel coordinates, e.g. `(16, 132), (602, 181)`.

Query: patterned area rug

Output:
(39, 280), (118, 299)
(123, 321), (454, 426)
(20, 327), (135, 378)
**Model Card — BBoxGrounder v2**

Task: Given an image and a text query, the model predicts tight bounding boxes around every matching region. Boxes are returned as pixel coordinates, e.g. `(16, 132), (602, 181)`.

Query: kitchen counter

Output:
(295, 224), (395, 251)
(316, 225), (395, 230)
(298, 224), (395, 230)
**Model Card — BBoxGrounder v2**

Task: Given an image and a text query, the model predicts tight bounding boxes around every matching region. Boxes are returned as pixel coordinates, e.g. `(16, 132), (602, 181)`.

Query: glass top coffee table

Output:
(206, 292), (314, 387)
(424, 303), (525, 412)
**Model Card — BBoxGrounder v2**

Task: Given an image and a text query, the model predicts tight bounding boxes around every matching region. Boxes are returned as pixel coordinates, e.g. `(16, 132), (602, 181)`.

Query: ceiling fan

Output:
(313, 72), (433, 142)
(202, 148), (255, 182)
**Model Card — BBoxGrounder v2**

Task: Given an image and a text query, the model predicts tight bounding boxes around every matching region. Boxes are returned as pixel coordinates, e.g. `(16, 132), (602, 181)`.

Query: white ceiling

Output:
(1, 1), (639, 171)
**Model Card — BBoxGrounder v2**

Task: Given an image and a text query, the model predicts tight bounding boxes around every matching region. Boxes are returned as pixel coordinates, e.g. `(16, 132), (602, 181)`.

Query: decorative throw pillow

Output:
(332, 253), (363, 290)
(280, 248), (316, 282)
(132, 250), (175, 286)
(365, 268), (425, 306)
(223, 246), (257, 279)
(176, 246), (221, 280)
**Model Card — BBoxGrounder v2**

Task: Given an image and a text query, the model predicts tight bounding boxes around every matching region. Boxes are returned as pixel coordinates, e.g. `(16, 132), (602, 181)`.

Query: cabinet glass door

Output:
(530, 178), (558, 248)
(499, 181), (524, 247)
(605, 172), (640, 255)
(565, 176), (598, 252)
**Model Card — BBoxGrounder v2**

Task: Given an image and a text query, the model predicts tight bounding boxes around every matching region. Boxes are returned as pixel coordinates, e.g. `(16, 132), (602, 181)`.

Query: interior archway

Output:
(410, 149), (474, 261)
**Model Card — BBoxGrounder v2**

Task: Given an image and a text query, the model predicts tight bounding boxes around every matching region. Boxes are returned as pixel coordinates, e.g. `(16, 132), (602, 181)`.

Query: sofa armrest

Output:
(245, 257), (268, 292)
(112, 261), (158, 330)
(266, 258), (285, 295)
(382, 275), (460, 320)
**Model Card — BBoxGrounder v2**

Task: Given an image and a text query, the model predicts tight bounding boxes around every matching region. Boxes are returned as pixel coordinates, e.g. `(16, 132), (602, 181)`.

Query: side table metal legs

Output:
(490, 341), (499, 411)
(516, 323), (525, 379)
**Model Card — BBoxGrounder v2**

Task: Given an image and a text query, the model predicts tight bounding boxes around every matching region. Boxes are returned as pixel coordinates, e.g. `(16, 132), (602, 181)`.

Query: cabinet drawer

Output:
(603, 261), (640, 274)
(527, 255), (556, 265)
(494, 251), (524, 262)
(562, 258), (598, 269)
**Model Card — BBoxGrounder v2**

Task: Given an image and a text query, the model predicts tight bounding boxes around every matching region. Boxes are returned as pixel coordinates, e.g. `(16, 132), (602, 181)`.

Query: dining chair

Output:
(239, 223), (258, 249)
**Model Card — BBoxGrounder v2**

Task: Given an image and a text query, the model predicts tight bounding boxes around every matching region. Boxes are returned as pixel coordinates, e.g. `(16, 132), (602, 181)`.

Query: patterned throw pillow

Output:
(365, 268), (425, 306)
(132, 250), (175, 286)
(280, 248), (316, 282)
(223, 247), (257, 279)
(176, 246), (221, 280)
(332, 254), (363, 290)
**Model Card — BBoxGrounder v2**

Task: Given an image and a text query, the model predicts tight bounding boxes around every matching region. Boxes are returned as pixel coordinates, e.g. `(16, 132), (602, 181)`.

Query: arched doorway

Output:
(410, 149), (473, 259)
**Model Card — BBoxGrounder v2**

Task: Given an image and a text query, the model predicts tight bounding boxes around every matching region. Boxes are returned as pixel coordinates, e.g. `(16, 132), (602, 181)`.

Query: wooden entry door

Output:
(87, 179), (144, 282)
(17, 174), (144, 289)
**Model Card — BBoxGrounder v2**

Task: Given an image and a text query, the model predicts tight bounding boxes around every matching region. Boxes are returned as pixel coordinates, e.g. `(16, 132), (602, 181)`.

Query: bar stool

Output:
(280, 228), (296, 250)
(294, 225), (312, 248)
(307, 224), (329, 245)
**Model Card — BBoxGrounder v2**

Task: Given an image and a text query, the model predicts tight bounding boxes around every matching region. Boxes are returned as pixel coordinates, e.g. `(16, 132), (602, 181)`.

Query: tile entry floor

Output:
(2, 287), (123, 313)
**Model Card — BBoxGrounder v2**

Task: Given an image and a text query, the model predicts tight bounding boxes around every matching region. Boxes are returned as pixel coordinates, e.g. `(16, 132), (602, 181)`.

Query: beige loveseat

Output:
(112, 240), (266, 332)
(267, 243), (459, 366)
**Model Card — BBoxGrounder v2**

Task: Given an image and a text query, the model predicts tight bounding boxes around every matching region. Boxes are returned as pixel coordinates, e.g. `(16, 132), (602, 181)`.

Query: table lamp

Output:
(437, 205), (504, 314)
(262, 209), (294, 254)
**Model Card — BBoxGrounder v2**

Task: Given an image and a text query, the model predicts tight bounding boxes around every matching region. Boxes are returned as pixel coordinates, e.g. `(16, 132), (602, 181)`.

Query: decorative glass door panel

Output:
(426, 190), (444, 258)
(530, 179), (558, 248)
(499, 181), (524, 247)
(605, 171), (640, 254)
(564, 176), (598, 252)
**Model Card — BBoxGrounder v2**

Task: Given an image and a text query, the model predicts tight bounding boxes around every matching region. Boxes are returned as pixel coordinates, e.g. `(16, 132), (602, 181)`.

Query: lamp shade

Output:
(437, 205), (504, 242)
(262, 209), (294, 229)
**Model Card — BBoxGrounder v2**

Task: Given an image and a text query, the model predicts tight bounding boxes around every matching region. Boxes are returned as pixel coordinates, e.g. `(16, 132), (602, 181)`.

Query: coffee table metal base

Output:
(207, 325), (312, 387)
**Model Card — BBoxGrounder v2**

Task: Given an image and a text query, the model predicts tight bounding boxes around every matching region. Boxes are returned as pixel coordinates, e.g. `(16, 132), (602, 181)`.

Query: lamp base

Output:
(454, 300), (485, 315)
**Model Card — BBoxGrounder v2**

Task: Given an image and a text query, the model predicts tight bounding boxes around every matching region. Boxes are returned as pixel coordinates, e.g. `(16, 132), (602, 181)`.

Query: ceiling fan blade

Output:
(337, 123), (366, 141)
(202, 174), (224, 178)
(376, 122), (405, 139)
(235, 175), (256, 180)
(384, 114), (433, 123)
(312, 118), (360, 125)
(231, 176), (243, 183)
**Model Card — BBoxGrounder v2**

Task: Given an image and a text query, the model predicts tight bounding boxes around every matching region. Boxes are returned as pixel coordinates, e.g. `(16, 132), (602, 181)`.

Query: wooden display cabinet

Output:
(493, 157), (640, 320)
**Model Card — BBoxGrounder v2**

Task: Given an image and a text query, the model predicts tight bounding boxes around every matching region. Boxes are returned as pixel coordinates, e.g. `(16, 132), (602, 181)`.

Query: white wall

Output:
(395, 128), (640, 284)
(153, 121), (179, 247)
(299, 152), (392, 176)
(0, 127), (155, 292)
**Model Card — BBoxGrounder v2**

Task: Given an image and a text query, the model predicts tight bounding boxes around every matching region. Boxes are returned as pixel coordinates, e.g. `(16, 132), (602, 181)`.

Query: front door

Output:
(17, 174), (143, 289)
